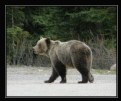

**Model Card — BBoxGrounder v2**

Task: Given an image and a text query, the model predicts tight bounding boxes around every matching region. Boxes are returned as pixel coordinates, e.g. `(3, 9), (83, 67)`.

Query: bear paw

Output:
(78, 81), (88, 83)
(60, 80), (66, 83)
(44, 80), (52, 83)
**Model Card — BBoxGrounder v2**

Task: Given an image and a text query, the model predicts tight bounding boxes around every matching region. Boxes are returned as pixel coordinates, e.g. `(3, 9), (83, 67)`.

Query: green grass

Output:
(91, 69), (116, 75)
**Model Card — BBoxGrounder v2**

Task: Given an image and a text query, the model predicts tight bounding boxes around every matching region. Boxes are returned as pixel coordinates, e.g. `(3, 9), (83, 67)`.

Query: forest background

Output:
(6, 6), (117, 69)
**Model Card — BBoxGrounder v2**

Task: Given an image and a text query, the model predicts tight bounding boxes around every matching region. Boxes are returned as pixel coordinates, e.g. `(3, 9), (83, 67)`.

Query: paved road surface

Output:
(6, 66), (117, 97)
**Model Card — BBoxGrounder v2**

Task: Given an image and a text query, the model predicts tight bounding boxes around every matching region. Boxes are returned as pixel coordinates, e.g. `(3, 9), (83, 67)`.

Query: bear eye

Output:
(38, 43), (41, 48)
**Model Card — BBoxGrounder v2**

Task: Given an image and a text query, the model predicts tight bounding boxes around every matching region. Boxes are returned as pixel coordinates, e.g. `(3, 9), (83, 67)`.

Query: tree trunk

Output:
(12, 7), (14, 27)
(77, 33), (80, 40)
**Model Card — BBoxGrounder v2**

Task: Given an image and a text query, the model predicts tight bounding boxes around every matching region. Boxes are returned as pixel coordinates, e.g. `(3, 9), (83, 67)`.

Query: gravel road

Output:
(6, 66), (117, 97)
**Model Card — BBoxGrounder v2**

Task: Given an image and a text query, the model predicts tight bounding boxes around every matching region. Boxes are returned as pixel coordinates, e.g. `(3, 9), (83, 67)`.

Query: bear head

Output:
(33, 37), (50, 55)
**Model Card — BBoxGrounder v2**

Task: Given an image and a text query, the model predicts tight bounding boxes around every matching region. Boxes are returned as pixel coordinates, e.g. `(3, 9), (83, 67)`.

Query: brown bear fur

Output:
(33, 37), (94, 83)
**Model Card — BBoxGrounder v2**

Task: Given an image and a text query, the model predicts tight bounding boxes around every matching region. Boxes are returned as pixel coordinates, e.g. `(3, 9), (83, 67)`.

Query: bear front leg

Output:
(55, 61), (67, 83)
(44, 68), (59, 83)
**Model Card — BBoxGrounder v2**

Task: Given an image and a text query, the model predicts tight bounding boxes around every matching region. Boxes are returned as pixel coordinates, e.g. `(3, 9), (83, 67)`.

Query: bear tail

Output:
(89, 73), (94, 83)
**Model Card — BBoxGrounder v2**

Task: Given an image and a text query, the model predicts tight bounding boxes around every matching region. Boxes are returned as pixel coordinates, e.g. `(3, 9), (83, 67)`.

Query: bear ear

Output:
(45, 38), (50, 47)
(40, 36), (43, 39)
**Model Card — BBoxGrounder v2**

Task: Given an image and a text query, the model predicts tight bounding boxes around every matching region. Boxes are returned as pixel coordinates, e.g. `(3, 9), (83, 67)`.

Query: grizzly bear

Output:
(33, 37), (94, 83)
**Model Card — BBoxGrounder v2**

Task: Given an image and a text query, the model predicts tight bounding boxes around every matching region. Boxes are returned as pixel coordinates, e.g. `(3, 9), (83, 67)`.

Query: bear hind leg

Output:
(72, 58), (89, 83)
(76, 67), (89, 83)
(78, 72), (89, 83)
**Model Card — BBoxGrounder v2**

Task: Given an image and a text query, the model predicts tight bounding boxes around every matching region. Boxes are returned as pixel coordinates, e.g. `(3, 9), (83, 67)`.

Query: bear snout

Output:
(32, 46), (40, 55)
(32, 47), (36, 53)
(32, 47), (35, 51)
(32, 47), (35, 50)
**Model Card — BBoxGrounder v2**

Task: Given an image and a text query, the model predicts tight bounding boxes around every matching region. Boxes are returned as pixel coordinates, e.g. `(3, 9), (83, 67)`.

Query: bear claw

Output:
(44, 80), (52, 83)
(78, 81), (88, 83)
(60, 80), (66, 83)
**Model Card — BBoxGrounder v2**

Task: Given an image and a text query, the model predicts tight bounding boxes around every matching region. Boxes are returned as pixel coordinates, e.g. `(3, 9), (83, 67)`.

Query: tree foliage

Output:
(6, 6), (117, 68)
(6, 6), (116, 40)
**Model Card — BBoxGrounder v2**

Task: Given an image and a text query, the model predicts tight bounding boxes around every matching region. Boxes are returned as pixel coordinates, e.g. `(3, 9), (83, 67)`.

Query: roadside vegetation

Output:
(6, 6), (117, 70)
